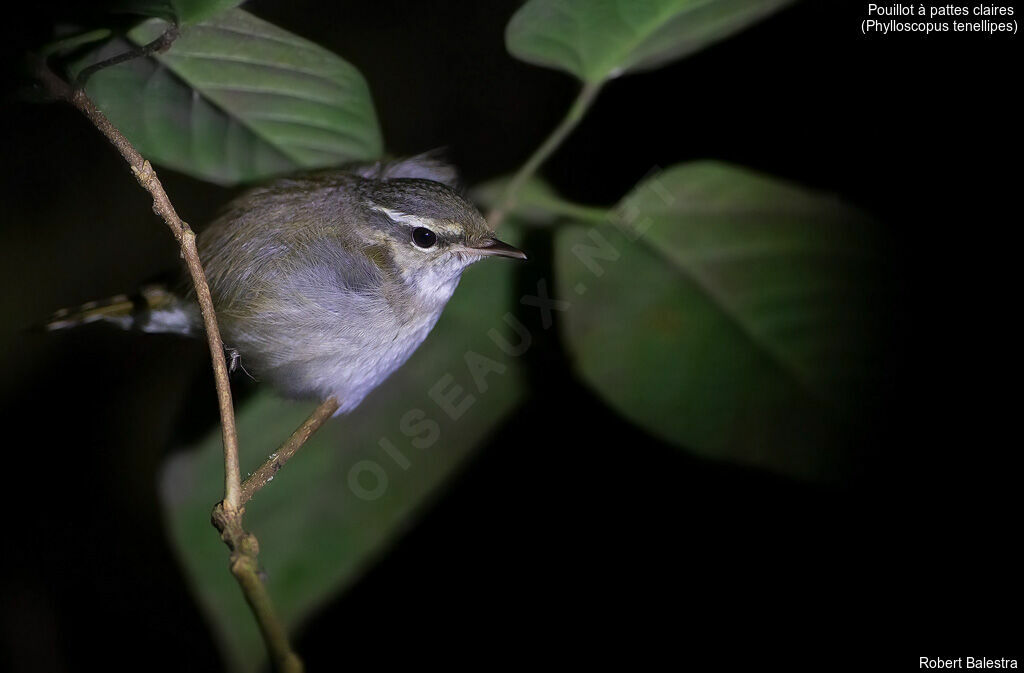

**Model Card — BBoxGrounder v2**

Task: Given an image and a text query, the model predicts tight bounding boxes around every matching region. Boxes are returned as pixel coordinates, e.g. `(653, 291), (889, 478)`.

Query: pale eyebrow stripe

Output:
(368, 205), (424, 226)
(367, 206), (459, 235)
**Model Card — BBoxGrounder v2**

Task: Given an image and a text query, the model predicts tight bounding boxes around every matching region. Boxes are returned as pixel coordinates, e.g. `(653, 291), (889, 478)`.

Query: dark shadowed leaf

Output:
(506, 0), (794, 83)
(159, 247), (526, 672)
(555, 162), (889, 479)
(112, 0), (246, 24)
(80, 9), (382, 184)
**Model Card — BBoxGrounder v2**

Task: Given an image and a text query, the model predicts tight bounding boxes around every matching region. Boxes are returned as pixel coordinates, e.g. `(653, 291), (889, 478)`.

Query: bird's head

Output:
(358, 177), (526, 288)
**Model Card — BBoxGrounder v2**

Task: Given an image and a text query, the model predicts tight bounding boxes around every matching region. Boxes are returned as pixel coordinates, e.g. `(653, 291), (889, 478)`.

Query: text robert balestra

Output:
(920, 659), (1018, 670)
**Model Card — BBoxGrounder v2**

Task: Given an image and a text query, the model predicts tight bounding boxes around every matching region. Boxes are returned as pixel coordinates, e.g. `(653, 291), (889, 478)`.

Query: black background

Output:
(1, 1), (1019, 670)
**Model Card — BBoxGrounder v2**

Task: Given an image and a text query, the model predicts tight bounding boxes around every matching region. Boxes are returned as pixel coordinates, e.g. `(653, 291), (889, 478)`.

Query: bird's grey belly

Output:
(227, 303), (444, 414)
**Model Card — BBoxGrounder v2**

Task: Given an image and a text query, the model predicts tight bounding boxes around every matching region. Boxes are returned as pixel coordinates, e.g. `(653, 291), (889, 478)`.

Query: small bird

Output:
(47, 155), (526, 414)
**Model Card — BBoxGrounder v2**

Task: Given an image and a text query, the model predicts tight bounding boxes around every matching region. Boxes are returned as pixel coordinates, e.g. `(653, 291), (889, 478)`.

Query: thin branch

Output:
(75, 25), (179, 88)
(487, 80), (603, 228)
(211, 506), (304, 673)
(30, 53), (302, 671)
(211, 396), (339, 671)
(30, 54), (244, 510)
(241, 397), (341, 506)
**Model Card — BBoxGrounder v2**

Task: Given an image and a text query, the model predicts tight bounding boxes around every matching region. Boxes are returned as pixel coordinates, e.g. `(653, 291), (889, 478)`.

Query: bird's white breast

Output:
(254, 268), (462, 414)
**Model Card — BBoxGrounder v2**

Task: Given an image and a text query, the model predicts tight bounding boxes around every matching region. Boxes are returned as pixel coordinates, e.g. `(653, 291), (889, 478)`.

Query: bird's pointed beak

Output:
(467, 237), (528, 260)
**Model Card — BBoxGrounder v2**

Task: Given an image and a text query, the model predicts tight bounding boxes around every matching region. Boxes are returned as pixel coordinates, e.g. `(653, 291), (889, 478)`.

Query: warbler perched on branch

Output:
(46, 155), (526, 414)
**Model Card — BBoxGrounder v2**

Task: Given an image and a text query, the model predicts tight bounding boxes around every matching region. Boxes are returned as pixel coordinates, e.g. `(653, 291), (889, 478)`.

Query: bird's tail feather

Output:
(45, 285), (199, 336)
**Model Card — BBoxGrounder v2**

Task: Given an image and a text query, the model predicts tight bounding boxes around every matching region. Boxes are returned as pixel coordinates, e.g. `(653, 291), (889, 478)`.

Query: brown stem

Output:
(241, 397), (341, 506)
(30, 54), (244, 511)
(212, 505), (304, 673)
(30, 53), (300, 671)
(75, 24), (179, 88)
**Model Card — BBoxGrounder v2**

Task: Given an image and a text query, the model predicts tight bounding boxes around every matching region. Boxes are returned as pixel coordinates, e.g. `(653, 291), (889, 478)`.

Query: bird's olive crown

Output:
(362, 178), (494, 252)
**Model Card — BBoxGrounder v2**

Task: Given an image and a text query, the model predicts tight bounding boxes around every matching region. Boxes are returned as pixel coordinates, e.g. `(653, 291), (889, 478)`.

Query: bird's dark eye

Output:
(412, 227), (437, 248)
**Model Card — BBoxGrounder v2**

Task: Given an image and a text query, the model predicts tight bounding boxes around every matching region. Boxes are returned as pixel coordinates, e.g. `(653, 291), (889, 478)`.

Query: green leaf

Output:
(506, 0), (794, 83)
(111, 0), (247, 25)
(159, 251), (526, 672)
(80, 9), (382, 185)
(473, 175), (608, 226)
(555, 162), (889, 479)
